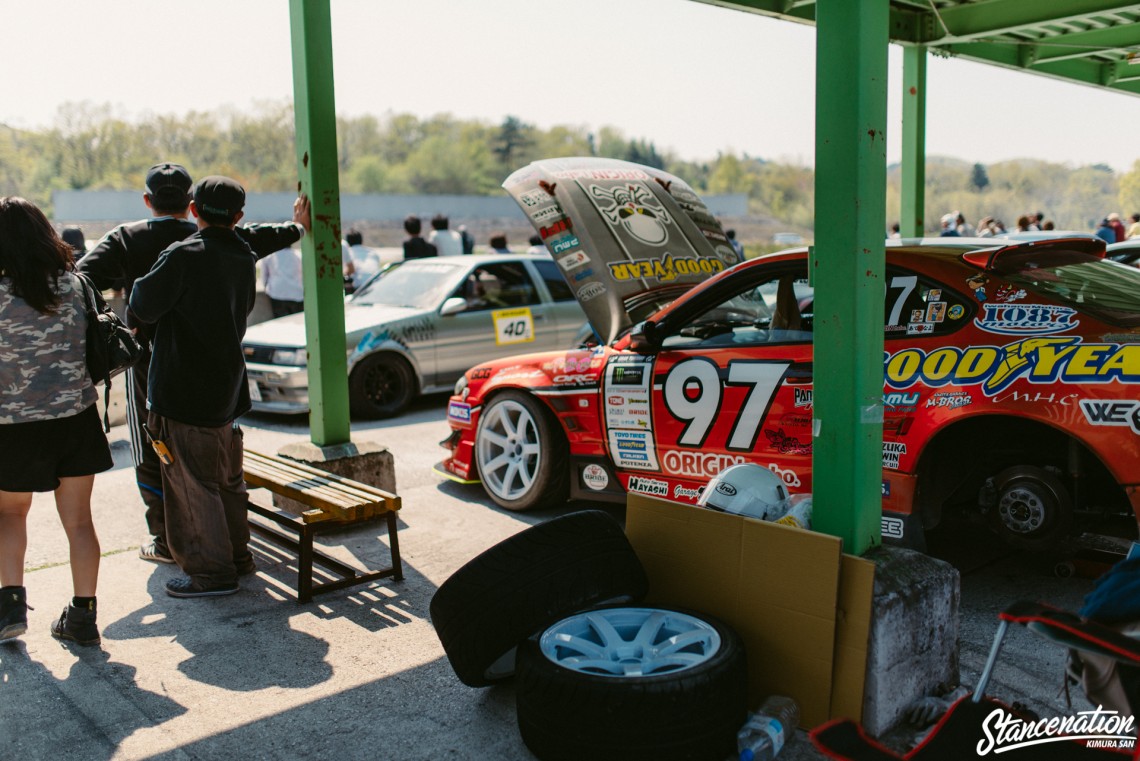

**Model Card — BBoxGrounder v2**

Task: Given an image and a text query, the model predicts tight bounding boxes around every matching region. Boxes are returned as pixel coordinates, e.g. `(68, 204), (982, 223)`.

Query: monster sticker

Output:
(589, 182), (674, 247)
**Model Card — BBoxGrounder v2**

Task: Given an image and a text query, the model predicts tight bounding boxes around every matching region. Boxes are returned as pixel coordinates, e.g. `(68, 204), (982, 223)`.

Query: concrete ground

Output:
(1, 391), (1116, 760)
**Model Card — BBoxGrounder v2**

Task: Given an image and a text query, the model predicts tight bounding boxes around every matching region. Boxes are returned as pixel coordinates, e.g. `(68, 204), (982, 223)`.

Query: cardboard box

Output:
(626, 494), (875, 729)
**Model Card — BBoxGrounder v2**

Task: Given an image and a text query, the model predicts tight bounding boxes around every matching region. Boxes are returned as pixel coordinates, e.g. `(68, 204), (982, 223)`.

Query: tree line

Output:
(1, 100), (1138, 233)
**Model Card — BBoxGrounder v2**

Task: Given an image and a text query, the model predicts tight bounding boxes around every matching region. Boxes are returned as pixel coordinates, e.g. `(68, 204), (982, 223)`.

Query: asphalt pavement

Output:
(0, 391), (1113, 761)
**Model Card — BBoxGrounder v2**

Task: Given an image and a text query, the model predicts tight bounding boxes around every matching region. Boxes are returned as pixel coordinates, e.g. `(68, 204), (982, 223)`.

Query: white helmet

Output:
(697, 463), (790, 521)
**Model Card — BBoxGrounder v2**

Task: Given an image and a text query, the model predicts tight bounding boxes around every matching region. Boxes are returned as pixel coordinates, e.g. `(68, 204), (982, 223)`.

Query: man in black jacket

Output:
(131, 176), (297, 597)
(78, 163), (308, 566)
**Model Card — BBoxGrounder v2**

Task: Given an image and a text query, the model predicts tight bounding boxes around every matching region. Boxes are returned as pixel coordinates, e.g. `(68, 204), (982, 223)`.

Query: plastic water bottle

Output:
(736, 695), (800, 761)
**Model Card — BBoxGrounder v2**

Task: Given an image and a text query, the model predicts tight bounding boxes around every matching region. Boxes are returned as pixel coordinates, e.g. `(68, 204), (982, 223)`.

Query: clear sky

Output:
(4, 0), (1140, 172)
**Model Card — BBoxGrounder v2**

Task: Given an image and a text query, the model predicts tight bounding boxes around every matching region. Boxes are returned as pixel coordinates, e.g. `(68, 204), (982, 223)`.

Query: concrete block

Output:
(273, 439), (397, 516)
(861, 545), (960, 736)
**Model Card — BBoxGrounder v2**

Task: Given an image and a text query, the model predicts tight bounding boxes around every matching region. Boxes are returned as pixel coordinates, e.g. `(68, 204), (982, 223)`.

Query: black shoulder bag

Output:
(76, 272), (142, 431)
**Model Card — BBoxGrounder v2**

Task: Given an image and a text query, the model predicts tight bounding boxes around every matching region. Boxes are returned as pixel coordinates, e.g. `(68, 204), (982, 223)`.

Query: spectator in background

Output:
(344, 229), (380, 290)
(726, 228), (745, 257)
(526, 234), (546, 255)
(1095, 218), (1116, 244)
(975, 216), (995, 238)
(1107, 213), (1127, 243)
(1127, 213), (1140, 240)
(955, 212), (974, 237)
(262, 245), (305, 318)
(458, 224), (475, 255)
(402, 215), (437, 260)
(61, 227), (86, 255)
(427, 214), (463, 257)
(489, 232), (511, 253)
(888, 222), (901, 239)
(1033, 211), (1045, 231)
(0, 197), (113, 646)
(1014, 215), (1033, 233)
(1041, 220), (1055, 231)
(939, 214), (960, 237)
(77, 162), (306, 567)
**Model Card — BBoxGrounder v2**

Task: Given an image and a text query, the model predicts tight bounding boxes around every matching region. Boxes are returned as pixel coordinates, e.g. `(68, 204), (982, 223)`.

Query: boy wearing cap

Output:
(131, 176), (289, 597)
(78, 163), (309, 567)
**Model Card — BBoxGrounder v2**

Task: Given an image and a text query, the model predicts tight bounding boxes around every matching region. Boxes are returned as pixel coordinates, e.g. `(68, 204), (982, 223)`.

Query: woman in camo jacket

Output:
(0, 196), (111, 647)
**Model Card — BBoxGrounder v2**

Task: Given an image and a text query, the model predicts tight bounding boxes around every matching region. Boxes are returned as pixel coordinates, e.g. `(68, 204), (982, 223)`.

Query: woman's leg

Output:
(54, 476), (99, 598)
(0, 490), (33, 587)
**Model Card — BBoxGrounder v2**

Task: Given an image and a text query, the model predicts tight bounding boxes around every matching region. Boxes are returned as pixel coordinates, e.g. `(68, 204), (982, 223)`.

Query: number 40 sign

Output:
(492, 307), (535, 345)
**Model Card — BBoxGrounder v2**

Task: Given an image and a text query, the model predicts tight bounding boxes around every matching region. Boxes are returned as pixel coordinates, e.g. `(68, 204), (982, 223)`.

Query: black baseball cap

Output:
(145, 163), (192, 200)
(193, 175), (246, 222)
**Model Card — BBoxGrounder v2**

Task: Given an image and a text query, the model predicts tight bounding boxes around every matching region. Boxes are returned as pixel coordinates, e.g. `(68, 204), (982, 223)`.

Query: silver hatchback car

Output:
(242, 253), (588, 418)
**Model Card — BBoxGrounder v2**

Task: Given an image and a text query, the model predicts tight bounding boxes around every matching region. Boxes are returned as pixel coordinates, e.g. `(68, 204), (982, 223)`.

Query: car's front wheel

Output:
(349, 353), (415, 419)
(475, 390), (568, 511)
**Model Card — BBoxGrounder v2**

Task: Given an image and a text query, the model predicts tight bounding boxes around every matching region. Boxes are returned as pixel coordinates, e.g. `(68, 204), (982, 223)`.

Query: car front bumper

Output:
(246, 362), (310, 414)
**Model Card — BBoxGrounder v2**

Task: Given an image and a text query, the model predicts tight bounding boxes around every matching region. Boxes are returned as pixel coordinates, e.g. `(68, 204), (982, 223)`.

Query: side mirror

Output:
(627, 321), (661, 354)
(440, 297), (467, 316)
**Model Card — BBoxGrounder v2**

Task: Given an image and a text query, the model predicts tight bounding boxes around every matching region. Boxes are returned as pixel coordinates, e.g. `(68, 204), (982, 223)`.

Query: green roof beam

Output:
(929, 0), (1140, 43)
(1031, 23), (1140, 63)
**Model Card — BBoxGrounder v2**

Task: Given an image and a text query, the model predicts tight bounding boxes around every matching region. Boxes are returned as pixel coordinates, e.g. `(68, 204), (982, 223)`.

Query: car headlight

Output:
(272, 349), (307, 366)
(454, 374), (469, 398)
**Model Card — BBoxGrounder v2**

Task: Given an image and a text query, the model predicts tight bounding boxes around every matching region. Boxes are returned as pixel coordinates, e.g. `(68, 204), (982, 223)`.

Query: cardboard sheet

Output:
(626, 494), (874, 728)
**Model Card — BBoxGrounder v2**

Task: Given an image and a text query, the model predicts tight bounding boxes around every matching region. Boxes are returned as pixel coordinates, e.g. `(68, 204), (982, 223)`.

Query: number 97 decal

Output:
(492, 307), (535, 345)
(663, 358), (791, 450)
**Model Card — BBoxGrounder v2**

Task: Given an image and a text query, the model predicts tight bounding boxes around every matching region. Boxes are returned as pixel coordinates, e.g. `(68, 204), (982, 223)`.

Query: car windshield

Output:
(993, 252), (1140, 327)
(351, 260), (463, 308)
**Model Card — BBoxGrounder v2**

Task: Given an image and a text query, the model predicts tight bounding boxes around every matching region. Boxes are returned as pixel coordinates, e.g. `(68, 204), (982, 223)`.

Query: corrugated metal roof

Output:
(696, 1), (1140, 96)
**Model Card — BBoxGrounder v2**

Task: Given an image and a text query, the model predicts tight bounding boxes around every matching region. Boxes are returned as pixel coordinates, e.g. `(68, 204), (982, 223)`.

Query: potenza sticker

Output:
(1079, 399), (1140, 434)
(973, 303), (1079, 336)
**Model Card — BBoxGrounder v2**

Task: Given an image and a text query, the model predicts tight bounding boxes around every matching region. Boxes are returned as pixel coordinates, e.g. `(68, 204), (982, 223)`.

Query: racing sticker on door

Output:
(604, 355), (659, 470)
(492, 308), (535, 345)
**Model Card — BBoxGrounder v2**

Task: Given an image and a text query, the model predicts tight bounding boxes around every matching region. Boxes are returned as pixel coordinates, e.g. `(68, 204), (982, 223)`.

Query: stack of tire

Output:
(430, 510), (748, 761)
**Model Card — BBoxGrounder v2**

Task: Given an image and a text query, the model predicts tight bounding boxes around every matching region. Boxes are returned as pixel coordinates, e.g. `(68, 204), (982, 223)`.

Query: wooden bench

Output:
(242, 449), (403, 603)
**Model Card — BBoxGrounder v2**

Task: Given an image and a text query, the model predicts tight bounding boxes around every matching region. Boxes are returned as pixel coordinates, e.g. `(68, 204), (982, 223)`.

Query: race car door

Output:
(636, 262), (815, 502)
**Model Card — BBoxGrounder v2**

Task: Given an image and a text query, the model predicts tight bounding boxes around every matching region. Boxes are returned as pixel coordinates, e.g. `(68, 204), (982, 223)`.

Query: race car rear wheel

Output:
(475, 390), (568, 511)
(992, 465), (1072, 552)
(349, 353), (415, 419)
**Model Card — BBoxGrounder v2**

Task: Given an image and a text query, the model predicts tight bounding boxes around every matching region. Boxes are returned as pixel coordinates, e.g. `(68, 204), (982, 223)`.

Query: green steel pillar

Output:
(811, 0), (889, 555)
(900, 46), (927, 237)
(289, 0), (351, 446)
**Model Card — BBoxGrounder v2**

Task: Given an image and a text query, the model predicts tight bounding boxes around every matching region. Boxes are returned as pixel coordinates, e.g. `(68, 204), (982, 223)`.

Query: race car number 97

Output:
(663, 358), (791, 450)
(492, 307), (535, 345)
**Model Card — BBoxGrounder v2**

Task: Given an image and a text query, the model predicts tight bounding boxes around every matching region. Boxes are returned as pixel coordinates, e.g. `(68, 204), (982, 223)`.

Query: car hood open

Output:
(504, 157), (742, 344)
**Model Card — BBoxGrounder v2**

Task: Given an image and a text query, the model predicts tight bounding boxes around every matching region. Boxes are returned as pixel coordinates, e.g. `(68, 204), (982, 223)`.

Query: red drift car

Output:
(435, 158), (1140, 551)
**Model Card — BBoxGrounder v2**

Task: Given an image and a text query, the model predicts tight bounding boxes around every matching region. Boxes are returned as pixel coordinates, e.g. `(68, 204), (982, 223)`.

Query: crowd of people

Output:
(890, 210), (1140, 241)
(0, 163), (311, 646)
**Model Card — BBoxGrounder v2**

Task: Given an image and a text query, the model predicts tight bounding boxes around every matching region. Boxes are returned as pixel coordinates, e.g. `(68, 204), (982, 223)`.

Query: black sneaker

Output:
(50, 602), (100, 646)
(165, 577), (239, 598)
(0, 586), (28, 642)
(139, 542), (175, 564)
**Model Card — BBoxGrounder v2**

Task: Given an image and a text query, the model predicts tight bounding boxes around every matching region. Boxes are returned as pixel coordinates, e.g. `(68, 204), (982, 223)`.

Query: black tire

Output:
(349, 353), (415, 419)
(429, 510), (648, 688)
(475, 390), (568, 511)
(992, 465), (1073, 552)
(516, 605), (748, 761)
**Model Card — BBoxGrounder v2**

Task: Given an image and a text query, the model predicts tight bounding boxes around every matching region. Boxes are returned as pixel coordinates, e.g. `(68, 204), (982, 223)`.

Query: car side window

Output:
(884, 268), (971, 338)
(661, 266), (813, 349)
(532, 259), (575, 302)
(459, 262), (540, 311)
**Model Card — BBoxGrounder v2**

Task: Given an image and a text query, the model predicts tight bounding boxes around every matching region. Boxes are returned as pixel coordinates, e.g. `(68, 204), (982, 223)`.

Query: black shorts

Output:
(0, 404), (113, 492)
